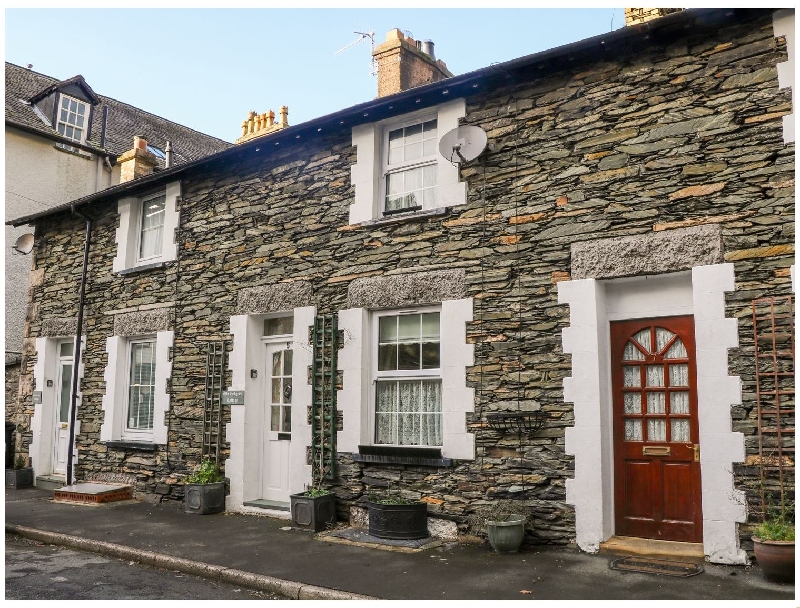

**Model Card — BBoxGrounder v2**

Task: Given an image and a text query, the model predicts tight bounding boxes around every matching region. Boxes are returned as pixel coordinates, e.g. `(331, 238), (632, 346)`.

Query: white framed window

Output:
(101, 330), (173, 445)
(383, 117), (438, 214)
(138, 193), (166, 261)
(125, 338), (156, 438)
(113, 181), (180, 273)
(350, 99), (466, 225)
(372, 308), (442, 446)
(56, 94), (88, 143)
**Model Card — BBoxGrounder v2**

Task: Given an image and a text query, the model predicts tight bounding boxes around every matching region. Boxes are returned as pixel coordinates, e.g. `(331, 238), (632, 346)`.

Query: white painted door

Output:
(52, 341), (74, 476)
(261, 344), (293, 503)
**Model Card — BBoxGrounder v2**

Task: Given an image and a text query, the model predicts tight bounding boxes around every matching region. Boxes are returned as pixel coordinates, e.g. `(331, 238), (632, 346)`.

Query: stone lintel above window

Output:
(347, 269), (466, 309)
(570, 224), (724, 280)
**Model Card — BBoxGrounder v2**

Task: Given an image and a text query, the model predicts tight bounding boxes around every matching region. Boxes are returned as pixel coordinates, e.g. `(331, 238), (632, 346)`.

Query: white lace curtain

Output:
(376, 380), (442, 446)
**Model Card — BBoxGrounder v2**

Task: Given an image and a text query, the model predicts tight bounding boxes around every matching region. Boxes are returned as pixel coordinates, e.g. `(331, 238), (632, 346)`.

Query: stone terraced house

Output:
(5, 62), (232, 422)
(8, 8), (795, 564)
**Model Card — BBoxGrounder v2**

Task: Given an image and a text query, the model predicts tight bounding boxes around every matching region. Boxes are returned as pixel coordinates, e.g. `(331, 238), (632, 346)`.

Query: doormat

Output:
(610, 556), (704, 577)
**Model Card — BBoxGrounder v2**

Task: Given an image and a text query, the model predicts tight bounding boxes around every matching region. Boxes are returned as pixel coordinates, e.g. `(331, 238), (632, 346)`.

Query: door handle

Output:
(693, 444), (699, 462)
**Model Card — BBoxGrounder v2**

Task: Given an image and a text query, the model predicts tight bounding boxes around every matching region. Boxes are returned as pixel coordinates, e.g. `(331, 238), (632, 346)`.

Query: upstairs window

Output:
(138, 193), (166, 261)
(383, 118), (437, 215)
(56, 94), (88, 143)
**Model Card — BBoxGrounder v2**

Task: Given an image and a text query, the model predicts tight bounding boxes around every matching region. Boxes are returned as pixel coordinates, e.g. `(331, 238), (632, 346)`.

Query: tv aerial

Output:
(335, 30), (377, 76)
(439, 125), (488, 164)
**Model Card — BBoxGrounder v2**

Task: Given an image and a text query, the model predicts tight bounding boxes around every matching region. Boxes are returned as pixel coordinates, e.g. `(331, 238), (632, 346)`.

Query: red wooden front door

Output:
(611, 316), (703, 543)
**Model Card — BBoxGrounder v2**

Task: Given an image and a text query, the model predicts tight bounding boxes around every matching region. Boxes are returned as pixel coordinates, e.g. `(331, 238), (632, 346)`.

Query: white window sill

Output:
(359, 206), (453, 228)
(115, 261), (167, 276)
(54, 143), (92, 159)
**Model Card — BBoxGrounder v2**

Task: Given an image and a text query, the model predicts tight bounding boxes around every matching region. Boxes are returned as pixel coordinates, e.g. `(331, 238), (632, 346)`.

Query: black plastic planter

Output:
(5, 467), (33, 489)
(290, 492), (336, 532)
(184, 482), (225, 514)
(368, 501), (429, 540)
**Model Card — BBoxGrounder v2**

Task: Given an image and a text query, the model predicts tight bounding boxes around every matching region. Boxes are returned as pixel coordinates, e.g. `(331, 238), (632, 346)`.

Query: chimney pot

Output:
(422, 40), (435, 59)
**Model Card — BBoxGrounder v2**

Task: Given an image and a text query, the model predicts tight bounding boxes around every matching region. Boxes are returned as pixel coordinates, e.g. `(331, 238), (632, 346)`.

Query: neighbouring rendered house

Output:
(7, 8), (794, 565)
(5, 62), (232, 426)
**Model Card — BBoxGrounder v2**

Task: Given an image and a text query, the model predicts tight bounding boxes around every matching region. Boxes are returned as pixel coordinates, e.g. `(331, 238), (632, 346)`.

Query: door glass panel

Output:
(624, 393), (640, 414)
(283, 378), (292, 404)
(272, 352), (281, 377)
(655, 327), (675, 353)
(633, 329), (651, 353)
(671, 419), (690, 442)
(665, 338), (687, 359)
(648, 419), (666, 442)
(646, 365), (664, 387)
(669, 364), (689, 387)
(282, 406), (292, 433)
(647, 392), (665, 414)
(271, 405), (280, 431)
(271, 378), (280, 403)
(60, 342), (74, 358)
(283, 350), (293, 376)
(671, 391), (689, 414)
(623, 366), (641, 387)
(59, 364), (73, 423)
(623, 341), (645, 361)
(624, 419), (642, 441)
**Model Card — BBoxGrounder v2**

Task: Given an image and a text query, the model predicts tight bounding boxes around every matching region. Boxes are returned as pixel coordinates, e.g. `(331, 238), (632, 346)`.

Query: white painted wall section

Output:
(558, 279), (609, 553)
(336, 308), (370, 451)
(773, 9), (795, 143)
(692, 263), (747, 565)
(440, 297), (475, 460)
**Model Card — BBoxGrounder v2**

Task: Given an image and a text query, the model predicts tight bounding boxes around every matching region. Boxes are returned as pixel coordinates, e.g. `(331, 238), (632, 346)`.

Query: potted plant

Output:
(5, 455), (34, 489)
(466, 499), (533, 554)
(367, 489), (429, 540)
(290, 484), (336, 532)
(184, 458), (225, 515)
(752, 502), (794, 584)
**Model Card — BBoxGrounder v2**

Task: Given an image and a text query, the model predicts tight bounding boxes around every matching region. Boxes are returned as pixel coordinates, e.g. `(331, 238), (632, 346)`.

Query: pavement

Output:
(4, 486), (796, 602)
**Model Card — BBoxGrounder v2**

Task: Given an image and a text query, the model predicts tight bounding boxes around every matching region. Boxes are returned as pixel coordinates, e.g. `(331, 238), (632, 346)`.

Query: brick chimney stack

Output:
(372, 29), (453, 98)
(624, 8), (683, 26)
(117, 135), (157, 183)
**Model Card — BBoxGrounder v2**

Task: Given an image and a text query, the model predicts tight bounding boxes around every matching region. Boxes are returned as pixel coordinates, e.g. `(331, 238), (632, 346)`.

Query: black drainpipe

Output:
(66, 205), (92, 486)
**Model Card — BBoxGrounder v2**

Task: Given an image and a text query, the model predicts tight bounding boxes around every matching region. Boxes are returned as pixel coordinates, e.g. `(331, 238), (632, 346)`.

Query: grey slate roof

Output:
(5, 62), (231, 168)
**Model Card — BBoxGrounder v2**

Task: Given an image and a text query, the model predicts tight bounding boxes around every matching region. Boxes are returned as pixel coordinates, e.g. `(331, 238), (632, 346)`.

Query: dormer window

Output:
(56, 94), (88, 143)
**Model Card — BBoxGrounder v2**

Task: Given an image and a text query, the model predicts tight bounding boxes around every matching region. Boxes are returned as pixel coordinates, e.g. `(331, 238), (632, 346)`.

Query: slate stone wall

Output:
(18, 11), (793, 545)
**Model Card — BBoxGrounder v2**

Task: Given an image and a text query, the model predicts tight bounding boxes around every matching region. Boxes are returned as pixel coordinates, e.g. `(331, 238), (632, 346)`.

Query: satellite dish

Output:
(13, 233), (35, 255)
(438, 125), (488, 164)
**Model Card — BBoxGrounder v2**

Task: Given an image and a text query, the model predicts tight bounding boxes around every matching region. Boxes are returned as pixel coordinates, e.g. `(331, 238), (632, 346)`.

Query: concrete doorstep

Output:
(5, 523), (377, 601)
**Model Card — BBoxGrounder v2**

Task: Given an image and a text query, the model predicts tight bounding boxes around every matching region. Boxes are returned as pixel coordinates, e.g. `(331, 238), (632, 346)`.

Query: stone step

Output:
(53, 483), (133, 504)
(35, 475), (66, 491)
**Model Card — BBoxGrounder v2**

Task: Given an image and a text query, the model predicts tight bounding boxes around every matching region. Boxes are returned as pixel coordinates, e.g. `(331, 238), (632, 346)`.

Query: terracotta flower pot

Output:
(753, 536), (795, 584)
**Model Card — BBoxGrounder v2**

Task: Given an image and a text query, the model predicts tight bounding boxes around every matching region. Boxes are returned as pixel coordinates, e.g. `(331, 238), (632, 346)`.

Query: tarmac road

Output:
(5, 534), (286, 601)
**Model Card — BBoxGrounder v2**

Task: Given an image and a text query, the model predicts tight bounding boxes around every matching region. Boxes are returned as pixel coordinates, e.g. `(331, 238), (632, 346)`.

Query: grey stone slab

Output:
(570, 224), (724, 280)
